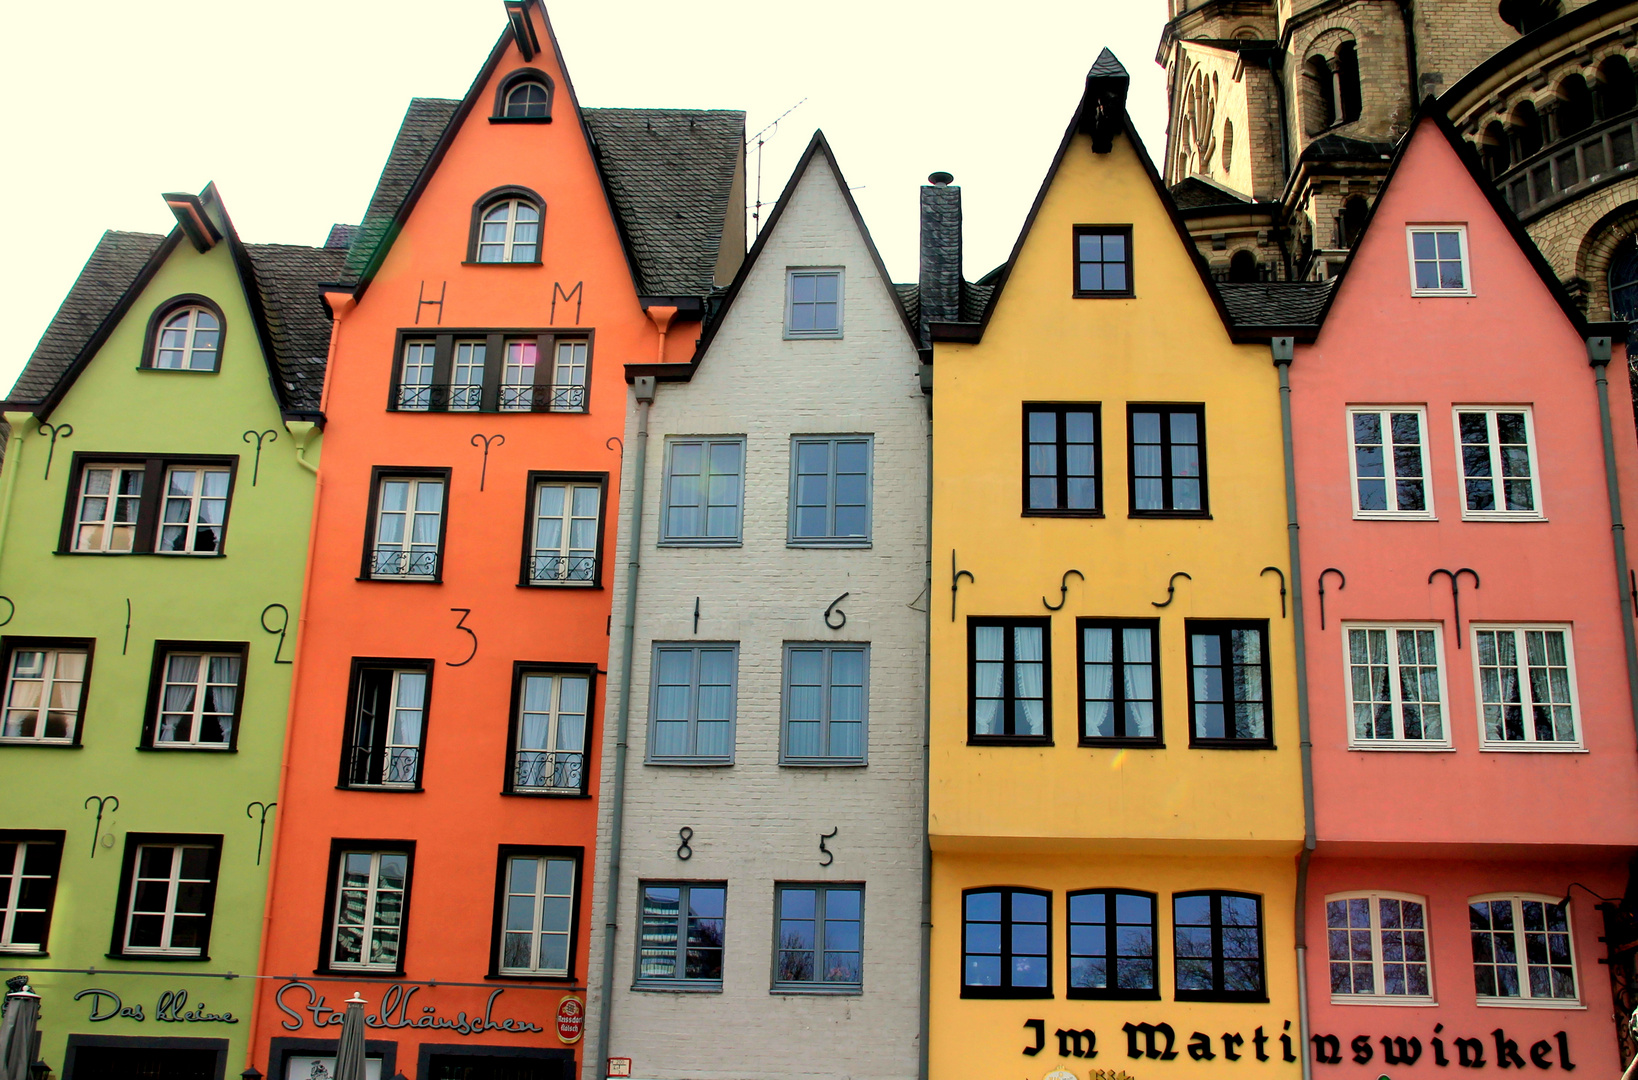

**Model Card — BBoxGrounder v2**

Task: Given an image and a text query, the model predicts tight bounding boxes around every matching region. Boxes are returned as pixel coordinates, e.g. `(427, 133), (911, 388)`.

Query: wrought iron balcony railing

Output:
(346, 745), (420, 788)
(372, 547), (438, 579)
(513, 749), (586, 795)
(393, 383), (587, 414)
(529, 553), (597, 585)
(1496, 108), (1638, 221)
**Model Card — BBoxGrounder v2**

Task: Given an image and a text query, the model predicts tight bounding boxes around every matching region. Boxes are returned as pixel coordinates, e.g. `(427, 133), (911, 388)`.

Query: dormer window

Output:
(470, 189), (544, 264)
(144, 298), (223, 372)
(492, 69), (554, 123)
(505, 82), (549, 118)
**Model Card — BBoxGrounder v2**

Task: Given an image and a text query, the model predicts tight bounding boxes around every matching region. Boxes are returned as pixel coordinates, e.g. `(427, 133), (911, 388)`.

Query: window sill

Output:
(770, 985), (862, 996)
(0, 739), (82, 749)
(1023, 509), (1104, 519)
(1460, 513), (1547, 523)
(357, 576), (444, 585)
(1080, 737), (1164, 749)
(1330, 995), (1438, 1007)
(58, 550), (223, 558)
(1188, 739), (1275, 750)
(1174, 991), (1269, 1004)
(487, 971), (576, 982)
(786, 539), (872, 549)
(1352, 512), (1437, 522)
(460, 260), (544, 267)
(783, 332), (844, 341)
(138, 744), (235, 753)
(644, 758), (734, 768)
(968, 736), (1054, 747)
(656, 539), (743, 548)
(336, 784), (426, 793)
(0, 949), (48, 957)
(780, 758), (868, 768)
(108, 951), (210, 963)
(1476, 997), (1584, 1010)
(1066, 989), (1162, 1001)
(1128, 510), (1212, 520)
(518, 581), (604, 590)
(631, 981), (722, 994)
(1071, 290), (1136, 300)
(503, 788), (590, 799)
(1410, 288), (1475, 298)
(488, 116), (552, 124)
(1478, 742), (1587, 753)
(135, 366), (221, 375)
(1347, 742), (1455, 753)
(317, 965), (405, 978)
(960, 987), (1053, 1000)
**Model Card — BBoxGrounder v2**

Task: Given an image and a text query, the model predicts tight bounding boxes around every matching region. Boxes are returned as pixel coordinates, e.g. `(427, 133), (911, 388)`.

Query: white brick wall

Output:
(584, 149), (928, 1080)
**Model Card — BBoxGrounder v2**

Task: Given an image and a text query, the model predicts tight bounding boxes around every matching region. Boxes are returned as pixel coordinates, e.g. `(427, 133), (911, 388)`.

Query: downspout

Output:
(244, 296), (347, 1070)
(1590, 336), (1638, 740)
(917, 363), (934, 1080)
(1273, 337), (1316, 1080)
(595, 373), (656, 1080)
(0, 416), (30, 578)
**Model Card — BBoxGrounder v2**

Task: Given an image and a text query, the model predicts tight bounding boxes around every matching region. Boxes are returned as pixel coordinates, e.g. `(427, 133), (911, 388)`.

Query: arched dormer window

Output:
(142, 296), (224, 372)
(468, 187), (544, 264)
(493, 68), (554, 122)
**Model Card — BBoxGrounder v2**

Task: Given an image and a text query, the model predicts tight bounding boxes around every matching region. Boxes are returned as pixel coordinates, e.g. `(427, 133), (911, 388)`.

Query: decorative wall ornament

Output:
(83, 794), (119, 858)
(952, 551), (975, 622)
(693, 597), (700, 634)
(260, 603), (293, 664)
(37, 421), (72, 481)
(414, 280), (446, 325)
(1043, 570), (1084, 612)
(606, 436), (623, 457)
(122, 598), (132, 655)
(551, 281), (584, 324)
(1318, 568), (1346, 630)
(1260, 566), (1287, 618)
(0, 596), (15, 628)
(819, 827), (838, 867)
(1429, 567), (1481, 647)
(676, 827), (693, 861)
(1184, 68), (1220, 172)
(1151, 571), (1192, 609)
(824, 592), (849, 629)
(448, 608), (478, 666)
(241, 429), (277, 485)
(246, 801), (276, 865)
(471, 433), (505, 491)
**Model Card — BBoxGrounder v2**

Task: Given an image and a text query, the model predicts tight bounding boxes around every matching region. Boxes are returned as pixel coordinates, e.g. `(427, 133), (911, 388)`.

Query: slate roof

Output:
(1216, 279), (1338, 331)
(9, 230), (166, 404)
(892, 278), (996, 332)
(1170, 176), (1254, 211)
(341, 97), (744, 298)
(245, 243), (349, 412)
(1300, 134), (1396, 163)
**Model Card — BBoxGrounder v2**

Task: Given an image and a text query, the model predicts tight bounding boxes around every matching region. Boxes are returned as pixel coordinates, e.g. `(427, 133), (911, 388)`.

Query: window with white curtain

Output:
(1078, 619), (1159, 744)
(510, 671), (590, 795)
(1, 645), (89, 743)
(969, 618), (1051, 742)
(476, 199), (540, 263)
(344, 665), (429, 788)
(529, 480), (600, 585)
(371, 475), (445, 580)
(149, 648), (243, 749)
(157, 467), (231, 554)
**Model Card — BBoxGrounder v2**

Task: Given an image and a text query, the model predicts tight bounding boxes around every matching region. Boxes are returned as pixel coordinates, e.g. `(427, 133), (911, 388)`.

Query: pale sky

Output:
(0, 2), (1170, 394)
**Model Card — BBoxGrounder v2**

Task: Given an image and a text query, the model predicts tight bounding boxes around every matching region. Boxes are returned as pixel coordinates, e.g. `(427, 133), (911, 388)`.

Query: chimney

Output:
(918, 171), (963, 347)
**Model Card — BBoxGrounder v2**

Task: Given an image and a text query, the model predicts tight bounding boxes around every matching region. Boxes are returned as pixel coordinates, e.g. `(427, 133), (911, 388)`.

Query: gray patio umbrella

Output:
(0, 982), (40, 1080)
(333, 993), (368, 1080)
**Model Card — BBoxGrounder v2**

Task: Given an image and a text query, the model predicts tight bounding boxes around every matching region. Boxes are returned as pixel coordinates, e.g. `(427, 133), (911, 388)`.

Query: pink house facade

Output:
(1288, 112), (1638, 1075)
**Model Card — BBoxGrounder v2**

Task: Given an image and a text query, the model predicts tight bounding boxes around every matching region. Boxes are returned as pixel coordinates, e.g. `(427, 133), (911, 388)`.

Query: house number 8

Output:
(677, 827), (693, 861)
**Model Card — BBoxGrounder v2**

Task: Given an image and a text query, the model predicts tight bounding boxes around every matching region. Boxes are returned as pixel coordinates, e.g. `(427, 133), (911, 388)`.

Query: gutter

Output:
(594, 374), (656, 1079)
(0, 416), (29, 578)
(1589, 336), (1638, 743)
(1272, 338), (1316, 1080)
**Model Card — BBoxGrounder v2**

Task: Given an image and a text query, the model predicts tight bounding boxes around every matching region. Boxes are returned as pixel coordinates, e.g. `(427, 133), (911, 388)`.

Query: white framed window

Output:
(660, 438), (745, 545)
(371, 475), (445, 580)
(1, 646), (88, 743)
(551, 339), (588, 412)
(789, 436), (872, 545)
(0, 838), (61, 952)
(786, 268), (843, 339)
(1343, 624), (1451, 749)
(1406, 225), (1472, 295)
(647, 643), (737, 764)
(158, 466), (231, 554)
(329, 850), (410, 971)
(1326, 892), (1433, 1003)
(151, 306), (221, 371)
(397, 340), (436, 410)
(1454, 408), (1542, 519)
(121, 843), (217, 957)
(500, 339), (537, 411)
(73, 465), (145, 553)
(477, 199), (540, 263)
(1347, 408), (1433, 518)
(511, 671), (590, 794)
(498, 853), (577, 976)
(1469, 895), (1578, 1005)
(151, 649), (242, 749)
(529, 480), (600, 585)
(1472, 625), (1582, 750)
(344, 666), (428, 788)
(450, 340), (486, 411)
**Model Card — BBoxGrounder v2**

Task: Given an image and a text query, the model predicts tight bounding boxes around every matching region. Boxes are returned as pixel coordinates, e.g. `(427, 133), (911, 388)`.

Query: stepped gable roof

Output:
(1217, 279), (1337, 334)
(9, 230), (166, 404)
(1299, 134), (1395, 163)
(245, 243), (349, 412)
(1170, 175), (1254, 211)
(582, 108), (746, 297)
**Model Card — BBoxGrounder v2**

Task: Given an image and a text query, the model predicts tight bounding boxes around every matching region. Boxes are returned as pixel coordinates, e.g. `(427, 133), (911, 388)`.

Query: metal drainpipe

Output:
(1590, 337), (1638, 739)
(1273, 338), (1316, 1080)
(595, 374), (655, 1080)
(917, 369), (933, 1080)
(0, 417), (29, 578)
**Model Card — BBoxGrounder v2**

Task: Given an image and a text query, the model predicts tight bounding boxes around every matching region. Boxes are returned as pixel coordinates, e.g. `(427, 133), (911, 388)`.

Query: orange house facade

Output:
(246, 4), (743, 1078)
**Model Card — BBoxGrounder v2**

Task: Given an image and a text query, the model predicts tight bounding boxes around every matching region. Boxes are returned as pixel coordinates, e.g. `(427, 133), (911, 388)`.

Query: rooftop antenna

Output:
(748, 98), (807, 237)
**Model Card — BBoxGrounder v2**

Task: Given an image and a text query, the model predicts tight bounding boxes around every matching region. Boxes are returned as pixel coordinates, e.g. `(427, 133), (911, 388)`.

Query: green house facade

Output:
(0, 186), (341, 1080)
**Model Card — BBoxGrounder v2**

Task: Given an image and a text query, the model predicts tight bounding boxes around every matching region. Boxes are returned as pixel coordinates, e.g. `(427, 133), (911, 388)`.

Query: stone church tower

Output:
(1160, 0), (1638, 310)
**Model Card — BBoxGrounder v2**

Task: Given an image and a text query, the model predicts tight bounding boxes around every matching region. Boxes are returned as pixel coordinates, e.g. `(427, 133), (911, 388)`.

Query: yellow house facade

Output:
(928, 53), (1305, 1078)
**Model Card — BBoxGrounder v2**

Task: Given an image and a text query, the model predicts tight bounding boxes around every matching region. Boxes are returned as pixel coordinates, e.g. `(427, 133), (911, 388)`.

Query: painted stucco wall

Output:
(585, 147), (927, 1080)
(0, 223), (315, 1071)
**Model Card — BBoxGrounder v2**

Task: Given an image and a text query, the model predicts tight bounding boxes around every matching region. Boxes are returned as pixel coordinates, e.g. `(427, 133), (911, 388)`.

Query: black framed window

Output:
(491, 846), (580, 979)
(389, 330), (591, 414)
(1128, 405), (1207, 516)
(636, 882), (726, 989)
(1073, 225), (1133, 297)
(0, 638), (92, 746)
(362, 468), (449, 582)
(1186, 621), (1272, 747)
(61, 454), (238, 556)
(1173, 891), (1266, 1001)
(1024, 405), (1101, 515)
(1068, 889), (1158, 999)
(968, 617), (1051, 744)
(321, 843), (414, 974)
(505, 666), (592, 796)
(110, 834), (222, 960)
(492, 68), (554, 121)
(1078, 619), (1160, 745)
(773, 883), (863, 992)
(341, 660), (432, 790)
(0, 831), (63, 954)
(522, 473), (606, 587)
(470, 189), (543, 264)
(141, 642), (246, 751)
(962, 888), (1050, 998)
